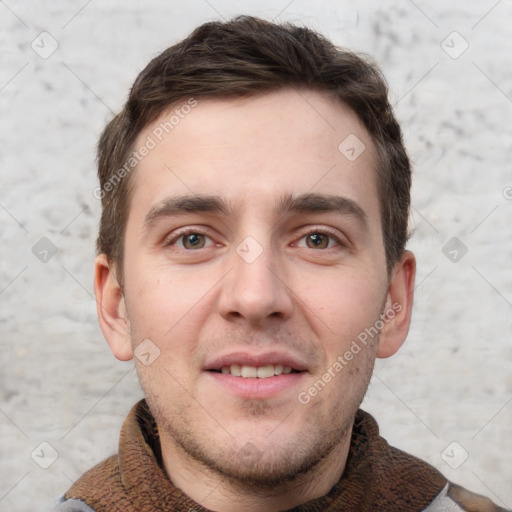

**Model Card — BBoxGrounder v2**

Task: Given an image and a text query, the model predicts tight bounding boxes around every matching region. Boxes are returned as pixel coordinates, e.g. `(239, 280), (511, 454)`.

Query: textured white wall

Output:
(0, 1), (511, 510)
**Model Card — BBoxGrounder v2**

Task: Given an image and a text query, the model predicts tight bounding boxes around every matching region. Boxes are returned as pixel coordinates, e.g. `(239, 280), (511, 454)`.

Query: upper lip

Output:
(204, 350), (310, 372)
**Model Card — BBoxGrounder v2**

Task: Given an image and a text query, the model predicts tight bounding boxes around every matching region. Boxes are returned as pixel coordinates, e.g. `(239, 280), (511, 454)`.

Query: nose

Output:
(217, 238), (294, 326)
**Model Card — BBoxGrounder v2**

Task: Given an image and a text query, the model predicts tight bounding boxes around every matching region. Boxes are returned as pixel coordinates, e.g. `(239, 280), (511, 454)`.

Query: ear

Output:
(376, 250), (416, 358)
(94, 253), (133, 361)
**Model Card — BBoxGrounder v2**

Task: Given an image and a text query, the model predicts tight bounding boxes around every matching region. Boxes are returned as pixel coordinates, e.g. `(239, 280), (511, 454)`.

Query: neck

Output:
(159, 429), (352, 512)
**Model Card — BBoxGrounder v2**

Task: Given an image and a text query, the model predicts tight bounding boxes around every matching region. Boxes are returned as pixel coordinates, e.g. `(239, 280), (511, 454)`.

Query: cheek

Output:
(126, 274), (172, 339)
(126, 269), (206, 396)
(124, 262), (214, 356)
(299, 268), (384, 340)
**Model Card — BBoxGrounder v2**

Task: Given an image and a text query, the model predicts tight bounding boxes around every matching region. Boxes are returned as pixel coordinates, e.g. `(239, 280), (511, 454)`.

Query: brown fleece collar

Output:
(65, 399), (447, 511)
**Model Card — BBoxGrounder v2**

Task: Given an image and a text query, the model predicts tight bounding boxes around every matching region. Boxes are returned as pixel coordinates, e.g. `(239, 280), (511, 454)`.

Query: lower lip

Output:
(205, 371), (306, 400)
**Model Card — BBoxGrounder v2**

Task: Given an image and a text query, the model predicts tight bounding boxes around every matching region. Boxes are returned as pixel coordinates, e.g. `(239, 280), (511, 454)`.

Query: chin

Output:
(194, 436), (339, 491)
(162, 408), (349, 491)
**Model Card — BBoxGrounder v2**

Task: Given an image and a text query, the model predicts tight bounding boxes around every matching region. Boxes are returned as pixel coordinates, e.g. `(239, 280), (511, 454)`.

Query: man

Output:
(56, 15), (508, 512)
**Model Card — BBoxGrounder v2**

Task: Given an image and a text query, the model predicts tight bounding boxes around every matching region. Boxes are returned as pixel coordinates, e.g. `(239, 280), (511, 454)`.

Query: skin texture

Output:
(95, 88), (416, 512)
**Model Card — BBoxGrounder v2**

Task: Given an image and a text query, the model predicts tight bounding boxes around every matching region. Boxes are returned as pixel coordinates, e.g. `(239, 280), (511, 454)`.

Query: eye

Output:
(295, 231), (342, 250)
(166, 231), (214, 250)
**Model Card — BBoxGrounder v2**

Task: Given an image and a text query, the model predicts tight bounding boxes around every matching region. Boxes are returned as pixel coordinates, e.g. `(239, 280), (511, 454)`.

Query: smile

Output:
(212, 364), (300, 378)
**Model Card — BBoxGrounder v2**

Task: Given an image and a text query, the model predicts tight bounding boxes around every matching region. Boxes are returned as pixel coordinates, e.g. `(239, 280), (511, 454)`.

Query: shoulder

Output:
(52, 498), (96, 512)
(423, 482), (511, 512)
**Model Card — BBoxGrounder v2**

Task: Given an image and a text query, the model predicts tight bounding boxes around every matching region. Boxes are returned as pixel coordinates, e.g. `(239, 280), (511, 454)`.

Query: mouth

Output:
(204, 352), (309, 399)
(209, 364), (302, 378)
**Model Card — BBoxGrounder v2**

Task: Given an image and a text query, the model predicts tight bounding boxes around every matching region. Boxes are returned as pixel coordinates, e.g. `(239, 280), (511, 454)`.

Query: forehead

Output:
(128, 89), (380, 223)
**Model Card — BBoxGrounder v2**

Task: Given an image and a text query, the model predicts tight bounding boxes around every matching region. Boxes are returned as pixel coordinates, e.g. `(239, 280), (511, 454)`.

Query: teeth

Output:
(257, 365), (274, 378)
(218, 364), (297, 378)
(241, 365), (257, 378)
(230, 364), (241, 377)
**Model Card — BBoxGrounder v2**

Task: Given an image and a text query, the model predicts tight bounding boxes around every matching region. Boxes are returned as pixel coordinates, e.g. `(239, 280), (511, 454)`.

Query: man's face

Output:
(115, 89), (395, 485)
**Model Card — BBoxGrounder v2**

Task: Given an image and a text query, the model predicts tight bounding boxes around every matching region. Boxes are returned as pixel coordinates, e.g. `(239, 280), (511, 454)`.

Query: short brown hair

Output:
(96, 15), (411, 285)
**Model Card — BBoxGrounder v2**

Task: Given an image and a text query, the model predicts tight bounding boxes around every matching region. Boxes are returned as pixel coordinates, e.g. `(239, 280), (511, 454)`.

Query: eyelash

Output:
(163, 227), (215, 249)
(164, 226), (346, 251)
(293, 227), (345, 249)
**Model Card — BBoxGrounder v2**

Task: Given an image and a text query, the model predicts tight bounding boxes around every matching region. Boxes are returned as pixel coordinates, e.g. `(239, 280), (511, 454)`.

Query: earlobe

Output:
(376, 250), (416, 358)
(94, 254), (133, 361)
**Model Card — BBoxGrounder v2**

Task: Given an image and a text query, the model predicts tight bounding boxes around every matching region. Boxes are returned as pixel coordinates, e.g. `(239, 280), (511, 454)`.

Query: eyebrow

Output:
(143, 192), (368, 232)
